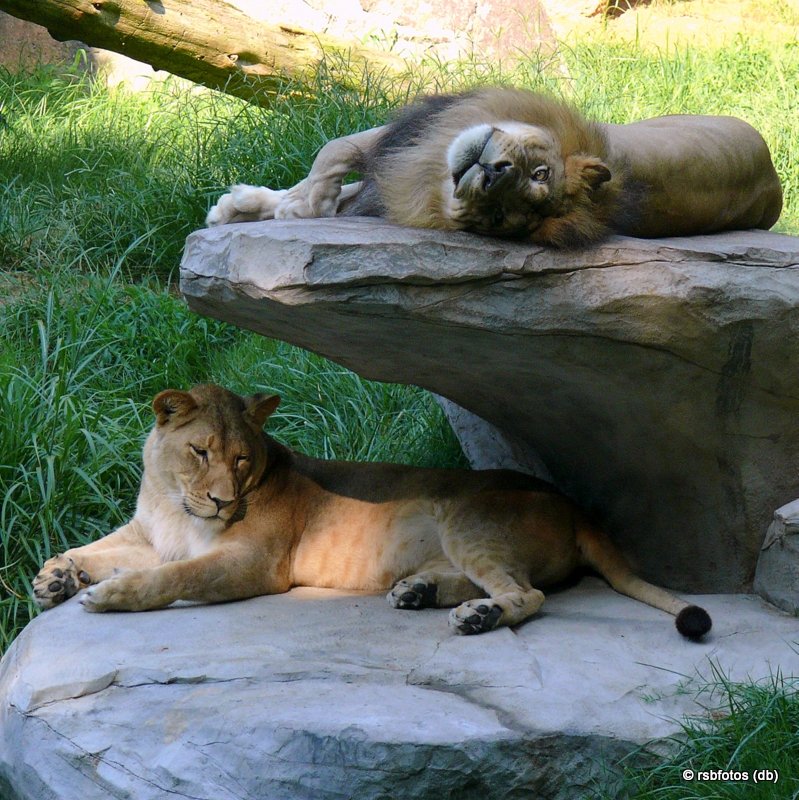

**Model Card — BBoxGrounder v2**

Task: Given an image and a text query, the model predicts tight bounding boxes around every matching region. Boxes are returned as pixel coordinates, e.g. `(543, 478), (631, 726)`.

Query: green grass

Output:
(598, 670), (799, 799)
(0, 60), (398, 280)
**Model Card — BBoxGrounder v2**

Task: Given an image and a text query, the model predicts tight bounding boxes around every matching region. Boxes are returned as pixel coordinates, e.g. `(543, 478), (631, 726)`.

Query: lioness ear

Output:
(245, 393), (281, 429)
(565, 155), (612, 193)
(152, 390), (198, 426)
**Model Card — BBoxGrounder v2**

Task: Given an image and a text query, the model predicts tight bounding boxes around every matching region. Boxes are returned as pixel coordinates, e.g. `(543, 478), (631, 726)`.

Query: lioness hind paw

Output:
(387, 579), (438, 610)
(32, 556), (91, 610)
(449, 599), (503, 635)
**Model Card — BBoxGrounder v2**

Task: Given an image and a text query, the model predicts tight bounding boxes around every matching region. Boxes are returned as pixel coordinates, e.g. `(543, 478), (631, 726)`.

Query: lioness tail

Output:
(576, 522), (712, 640)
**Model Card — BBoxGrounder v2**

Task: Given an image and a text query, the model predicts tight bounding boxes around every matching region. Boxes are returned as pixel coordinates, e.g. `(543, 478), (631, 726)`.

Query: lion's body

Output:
(601, 114), (782, 238)
(206, 87), (782, 248)
(34, 385), (711, 638)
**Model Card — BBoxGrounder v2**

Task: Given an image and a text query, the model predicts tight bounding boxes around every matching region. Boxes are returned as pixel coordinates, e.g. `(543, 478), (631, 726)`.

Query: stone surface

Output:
(0, 12), (81, 70)
(2, 582), (798, 800)
(180, 217), (799, 593)
(435, 395), (554, 481)
(755, 499), (799, 615)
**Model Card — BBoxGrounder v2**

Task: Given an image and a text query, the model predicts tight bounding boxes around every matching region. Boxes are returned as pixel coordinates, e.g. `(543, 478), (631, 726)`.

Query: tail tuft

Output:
(675, 605), (712, 640)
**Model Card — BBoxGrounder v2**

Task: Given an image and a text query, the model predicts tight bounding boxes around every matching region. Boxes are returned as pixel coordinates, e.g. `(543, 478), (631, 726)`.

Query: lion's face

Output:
(146, 385), (280, 524)
(442, 122), (612, 241)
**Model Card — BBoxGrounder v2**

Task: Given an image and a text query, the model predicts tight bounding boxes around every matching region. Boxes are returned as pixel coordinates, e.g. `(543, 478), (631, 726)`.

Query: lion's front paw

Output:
(274, 179), (339, 220)
(387, 578), (438, 610)
(206, 184), (287, 226)
(449, 599), (503, 635)
(33, 555), (91, 610)
(79, 571), (140, 613)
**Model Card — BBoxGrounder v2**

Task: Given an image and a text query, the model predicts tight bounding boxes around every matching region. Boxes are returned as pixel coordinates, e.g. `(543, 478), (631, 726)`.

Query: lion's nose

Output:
(208, 493), (234, 511)
(480, 160), (512, 190)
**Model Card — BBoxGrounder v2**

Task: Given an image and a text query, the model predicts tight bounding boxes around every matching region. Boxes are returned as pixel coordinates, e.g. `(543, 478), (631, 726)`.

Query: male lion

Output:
(33, 384), (711, 638)
(206, 87), (782, 248)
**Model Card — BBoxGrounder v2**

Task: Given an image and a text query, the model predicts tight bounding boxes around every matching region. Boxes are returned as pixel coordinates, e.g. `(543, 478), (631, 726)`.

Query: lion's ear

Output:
(244, 393), (281, 429)
(152, 390), (198, 426)
(565, 155), (612, 193)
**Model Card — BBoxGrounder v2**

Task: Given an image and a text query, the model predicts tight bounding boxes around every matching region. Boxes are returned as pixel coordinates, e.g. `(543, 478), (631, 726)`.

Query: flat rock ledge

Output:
(2, 583), (798, 800)
(180, 218), (799, 594)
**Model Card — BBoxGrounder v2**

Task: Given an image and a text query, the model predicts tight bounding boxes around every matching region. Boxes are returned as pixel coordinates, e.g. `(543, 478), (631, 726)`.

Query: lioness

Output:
(33, 384), (711, 638)
(206, 87), (782, 248)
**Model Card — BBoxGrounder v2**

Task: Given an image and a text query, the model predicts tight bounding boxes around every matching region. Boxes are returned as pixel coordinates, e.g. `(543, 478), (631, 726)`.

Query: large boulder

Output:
(2, 583), (798, 800)
(179, 218), (799, 594)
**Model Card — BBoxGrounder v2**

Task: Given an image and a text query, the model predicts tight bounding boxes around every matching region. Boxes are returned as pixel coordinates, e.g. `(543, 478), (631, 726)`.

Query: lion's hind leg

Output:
(434, 493), (561, 634)
(436, 523), (547, 635)
(387, 560), (482, 611)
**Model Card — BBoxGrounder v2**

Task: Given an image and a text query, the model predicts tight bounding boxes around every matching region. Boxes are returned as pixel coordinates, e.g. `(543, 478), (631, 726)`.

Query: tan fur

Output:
(33, 385), (709, 636)
(207, 87), (782, 248)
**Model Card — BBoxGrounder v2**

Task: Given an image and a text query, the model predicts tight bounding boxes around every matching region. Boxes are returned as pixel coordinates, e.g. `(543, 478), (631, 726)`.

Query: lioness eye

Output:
(190, 444), (207, 459)
(236, 455), (249, 466)
(532, 166), (550, 182)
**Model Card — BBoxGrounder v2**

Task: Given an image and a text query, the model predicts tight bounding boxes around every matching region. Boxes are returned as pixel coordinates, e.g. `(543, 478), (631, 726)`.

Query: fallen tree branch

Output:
(0, 0), (406, 105)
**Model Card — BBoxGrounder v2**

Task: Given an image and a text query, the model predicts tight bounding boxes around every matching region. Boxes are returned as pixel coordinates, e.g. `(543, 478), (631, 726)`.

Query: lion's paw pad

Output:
(449, 600), (503, 635)
(387, 579), (438, 609)
(33, 557), (90, 610)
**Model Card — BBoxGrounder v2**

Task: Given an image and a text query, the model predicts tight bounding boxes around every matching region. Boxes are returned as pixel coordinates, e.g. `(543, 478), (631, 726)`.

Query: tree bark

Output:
(0, 0), (405, 105)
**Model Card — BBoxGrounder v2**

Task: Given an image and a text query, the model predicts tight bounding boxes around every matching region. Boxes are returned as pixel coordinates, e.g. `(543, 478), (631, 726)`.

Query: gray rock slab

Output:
(2, 582), (798, 800)
(179, 218), (799, 593)
(434, 395), (555, 481)
(755, 499), (799, 614)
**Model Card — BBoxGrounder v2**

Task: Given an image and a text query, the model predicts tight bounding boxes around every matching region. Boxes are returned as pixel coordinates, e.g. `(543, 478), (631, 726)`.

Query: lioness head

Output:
(443, 122), (612, 242)
(145, 385), (280, 524)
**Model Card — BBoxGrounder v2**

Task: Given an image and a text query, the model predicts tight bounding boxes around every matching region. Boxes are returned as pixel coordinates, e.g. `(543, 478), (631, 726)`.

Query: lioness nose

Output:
(208, 493), (234, 510)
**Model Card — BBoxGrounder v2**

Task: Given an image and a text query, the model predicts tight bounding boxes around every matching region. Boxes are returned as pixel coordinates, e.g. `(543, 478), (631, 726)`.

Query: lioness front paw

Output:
(206, 184), (287, 226)
(449, 599), (503, 635)
(79, 571), (140, 613)
(387, 578), (438, 609)
(33, 555), (91, 610)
